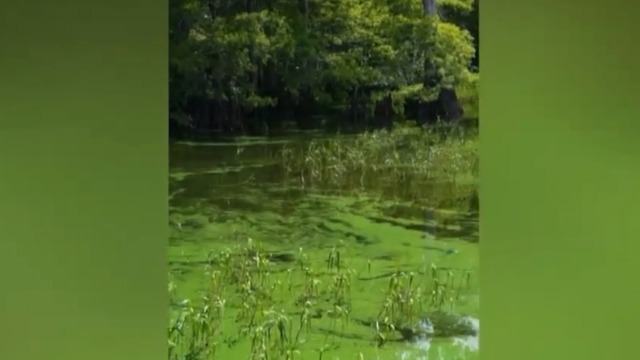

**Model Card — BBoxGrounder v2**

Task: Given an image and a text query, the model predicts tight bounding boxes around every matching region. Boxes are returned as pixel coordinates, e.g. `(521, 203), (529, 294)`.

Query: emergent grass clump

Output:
(277, 124), (478, 210)
(168, 238), (476, 360)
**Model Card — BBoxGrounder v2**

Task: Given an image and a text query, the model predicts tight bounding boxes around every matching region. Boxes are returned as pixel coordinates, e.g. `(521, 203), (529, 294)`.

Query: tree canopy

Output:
(169, 0), (479, 137)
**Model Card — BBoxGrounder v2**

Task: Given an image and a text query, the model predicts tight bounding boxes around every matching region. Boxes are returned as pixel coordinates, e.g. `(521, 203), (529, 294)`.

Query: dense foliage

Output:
(169, 0), (479, 137)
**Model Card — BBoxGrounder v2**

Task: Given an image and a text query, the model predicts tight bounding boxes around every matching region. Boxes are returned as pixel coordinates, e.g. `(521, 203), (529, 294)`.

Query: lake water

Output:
(169, 134), (479, 360)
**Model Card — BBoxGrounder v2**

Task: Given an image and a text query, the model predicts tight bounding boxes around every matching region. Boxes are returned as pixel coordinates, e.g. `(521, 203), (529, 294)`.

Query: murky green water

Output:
(169, 134), (479, 360)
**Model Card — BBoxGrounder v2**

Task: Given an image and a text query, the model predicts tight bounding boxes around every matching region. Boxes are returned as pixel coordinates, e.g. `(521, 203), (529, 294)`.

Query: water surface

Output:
(169, 134), (479, 360)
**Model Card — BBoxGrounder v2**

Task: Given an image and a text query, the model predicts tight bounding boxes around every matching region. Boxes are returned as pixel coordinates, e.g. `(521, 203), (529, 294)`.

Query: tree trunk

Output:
(438, 88), (463, 120)
(421, 0), (464, 123)
(423, 0), (437, 15)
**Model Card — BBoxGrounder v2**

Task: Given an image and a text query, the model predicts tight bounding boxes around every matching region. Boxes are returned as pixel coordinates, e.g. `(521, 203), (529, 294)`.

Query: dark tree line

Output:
(169, 0), (479, 138)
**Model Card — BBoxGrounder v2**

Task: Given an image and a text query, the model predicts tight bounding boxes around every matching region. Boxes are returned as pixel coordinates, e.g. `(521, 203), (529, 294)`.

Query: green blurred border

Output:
(1, 0), (639, 359)
(0, 1), (167, 360)
(482, 0), (640, 359)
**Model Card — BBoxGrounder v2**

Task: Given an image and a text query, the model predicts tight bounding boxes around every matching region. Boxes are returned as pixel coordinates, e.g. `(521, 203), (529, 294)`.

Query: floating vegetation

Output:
(169, 124), (479, 359)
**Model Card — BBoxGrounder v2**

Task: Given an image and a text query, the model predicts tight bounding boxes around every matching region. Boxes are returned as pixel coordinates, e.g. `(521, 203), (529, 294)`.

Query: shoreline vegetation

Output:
(170, 0), (479, 139)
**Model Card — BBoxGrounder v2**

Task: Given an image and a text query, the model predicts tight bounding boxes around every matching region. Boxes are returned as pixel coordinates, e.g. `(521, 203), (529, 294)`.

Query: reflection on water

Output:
(399, 317), (479, 360)
(452, 317), (480, 352)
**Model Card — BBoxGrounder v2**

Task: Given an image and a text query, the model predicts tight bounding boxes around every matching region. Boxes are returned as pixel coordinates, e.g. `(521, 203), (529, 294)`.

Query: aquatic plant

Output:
(168, 238), (476, 359)
(278, 124), (478, 210)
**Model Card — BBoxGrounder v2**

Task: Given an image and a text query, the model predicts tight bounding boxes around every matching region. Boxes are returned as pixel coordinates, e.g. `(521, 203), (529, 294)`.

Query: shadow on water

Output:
(169, 137), (479, 244)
